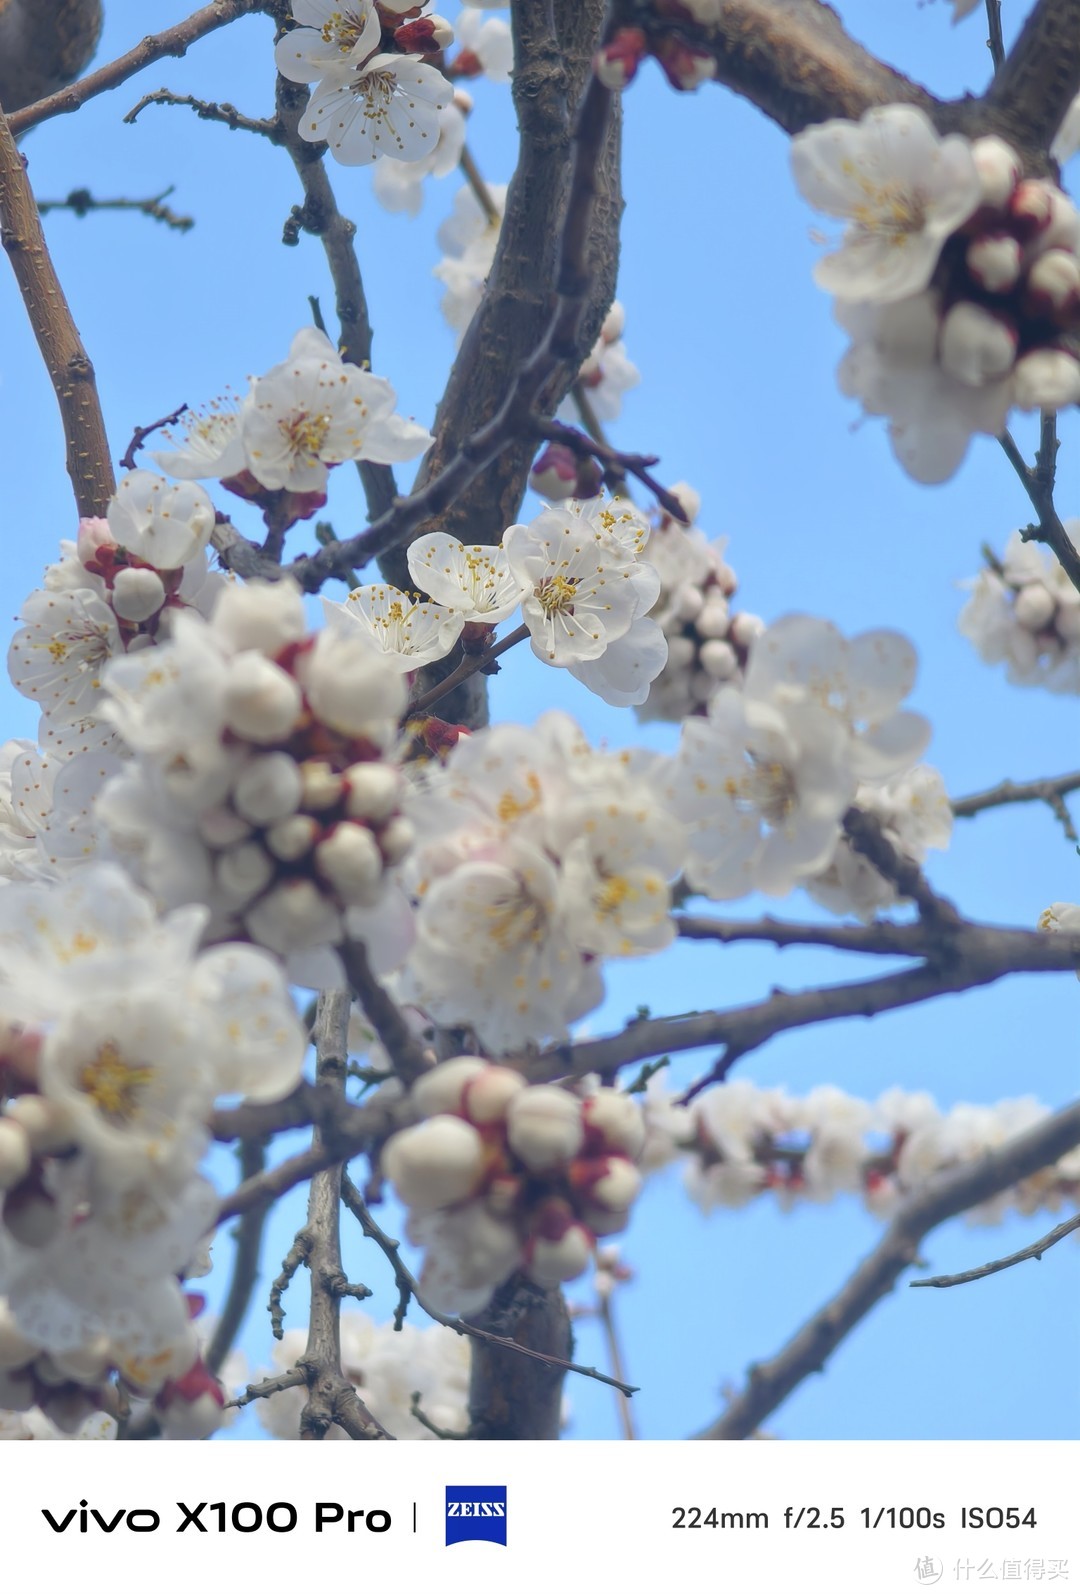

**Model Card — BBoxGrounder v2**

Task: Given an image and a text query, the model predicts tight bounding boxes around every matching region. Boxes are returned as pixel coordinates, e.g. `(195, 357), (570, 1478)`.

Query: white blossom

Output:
(300, 54), (451, 167)
(273, 0), (381, 84)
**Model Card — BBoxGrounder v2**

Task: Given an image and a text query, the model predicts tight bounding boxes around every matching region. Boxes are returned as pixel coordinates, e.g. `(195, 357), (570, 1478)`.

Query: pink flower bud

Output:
(529, 442), (602, 502)
(525, 1203), (593, 1285)
(156, 1359), (226, 1441)
(395, 14), (454, 53)
(653, 37), (717, 92)
(593, 28), (647, 92)
(382, 1115), (485, 1210)
(76, 516), (115, 566)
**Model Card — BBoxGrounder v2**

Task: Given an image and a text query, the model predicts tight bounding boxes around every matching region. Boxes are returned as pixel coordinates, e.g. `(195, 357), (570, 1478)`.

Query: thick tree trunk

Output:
(0, 0), (102, 115)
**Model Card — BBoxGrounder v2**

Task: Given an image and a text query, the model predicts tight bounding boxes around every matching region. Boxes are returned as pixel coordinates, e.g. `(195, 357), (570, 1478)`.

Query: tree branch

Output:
(0, 97), (114, 516)
(296, 988), (391, 1440)
(8, 0), (269, 138)
(911, 1210), (1080, 1289)
(205, 1138), (268, 1374)
(998, 419), (1080, 597)
(952, 768), (1080, 842)
(696, 1096), (1080, 1438)
(986, 0), (1080, 150)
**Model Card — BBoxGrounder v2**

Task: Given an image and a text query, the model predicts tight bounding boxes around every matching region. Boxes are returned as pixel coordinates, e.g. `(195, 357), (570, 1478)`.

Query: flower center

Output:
(283, 411), (331, 463)
(320, 8), (367, 54)
(79, 1041), (155, 1124)
(535, 574), (578, 616)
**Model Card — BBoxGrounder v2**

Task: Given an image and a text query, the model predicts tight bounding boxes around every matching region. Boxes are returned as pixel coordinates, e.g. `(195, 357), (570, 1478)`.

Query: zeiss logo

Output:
(445, 1486), (507, 1547)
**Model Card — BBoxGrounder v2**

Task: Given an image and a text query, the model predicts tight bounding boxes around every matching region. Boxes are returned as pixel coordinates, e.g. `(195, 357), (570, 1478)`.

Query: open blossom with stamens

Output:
(150, 397), (246, 481)
(791, 105), (982, 303)
(300, 52), (451, 166)
(239, 328), (433, 493)
(406, 531), (526, 624)
(452, 8), (512, 82)
(273, 0), (381, 84)
(323, 584), (465, 670)
(503, 500), (661, 669)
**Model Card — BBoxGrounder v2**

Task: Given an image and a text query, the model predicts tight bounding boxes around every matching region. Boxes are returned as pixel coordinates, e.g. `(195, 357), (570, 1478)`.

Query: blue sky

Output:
(1, 0), (1078, 1440)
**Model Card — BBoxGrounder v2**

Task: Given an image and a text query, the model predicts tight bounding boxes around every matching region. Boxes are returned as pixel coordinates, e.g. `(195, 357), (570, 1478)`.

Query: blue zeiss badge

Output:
(445, 1486), (508, 1546)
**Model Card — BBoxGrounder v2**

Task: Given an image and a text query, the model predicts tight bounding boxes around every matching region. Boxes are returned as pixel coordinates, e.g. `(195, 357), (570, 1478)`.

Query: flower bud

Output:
(155, 1359), (226, 1441)
(506, 1086), (584, 1172)
(653, 37), (717, 92)
(6, 1094), (75, 1157)
(525, 1200), (593, 1285)
(222, 653), (303, 743)
(214, 579), (307, 655)
(301, 628), (406, 744)
(232, 752), (303, 825)
(528, 442), (602, 503)
(462, 1065), (527, 1125)
(1008, 179), (1055, 242)
(412, 1057), (486, 1119)
(300, 759), (345, 811)
(1013, 582), (1056, 632)
(382, 1115), (485, 1210)
(215, 839), (274, 904)
(244, 879), (343, 954)
(76, 517), (115, 566)
(315, 822), (385, 906)
(578, 1155), (643, 1212)
(394, 14), (454, 53)
(1012, 349), (1080, 410)
(729, 611), (765, 649)
(198, 806), (253, 849)
(593, 27), (647, 91)
(378, 815), (415, 864)
(971, 136), (1021, 210)
(939, 302), (1017, 387)
(1025, 248), (1080, 320)
(583, 1089), (646, 1158)
(265, 814), (319, 862)
(344, 762), (403, 822)
(965, 232), (1022, 293)
(699, 638), (738, 679)
(111, 566), (167, 623)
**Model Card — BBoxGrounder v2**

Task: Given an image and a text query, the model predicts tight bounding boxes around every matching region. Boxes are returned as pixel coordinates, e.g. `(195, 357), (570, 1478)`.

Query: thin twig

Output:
(269, 1227), (312, 1341)
(532, 414), (687, 521)
(0, 98), (115, 517)
(952, 769), (1080, 843)
(999, 423), (1080, 597)
(911, 1210), (1080, 1288)
(459, 143), (501, 225)
(696, 1097), (1080, 1439)
(340, 940), (432, 1088)
(408, 623), (529, 716)
(119, 403), (189, 473)
(9, 0), (269, 137)
(229, 1368), (306, 1410)
(842, 806), (961, 927)
(985, 0), (1006, 72)
(124, 88), (277, 139)
(206, 1139), (267, 1374)
(38, 186), (194, 232)
(339, 1174), (638, 1398)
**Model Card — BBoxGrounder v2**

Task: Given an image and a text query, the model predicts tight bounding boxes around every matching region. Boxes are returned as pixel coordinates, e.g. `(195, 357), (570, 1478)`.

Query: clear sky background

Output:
(1, 0), (1078, 1442)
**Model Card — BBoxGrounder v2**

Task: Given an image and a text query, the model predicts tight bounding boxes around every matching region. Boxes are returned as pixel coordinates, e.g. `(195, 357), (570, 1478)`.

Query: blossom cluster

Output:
(154, 326), (432, 516)
(959, 524), (1080, 693)
(0, 867), (304, 1439)
(381, 1058), (646, 1313)
(399, 711), (686, 1050)
(792, 105), (1080, 482)
(641, 1075), (1080, 1222)
(96, 580), (414, 988)
(632, 482), (763, 724)
(658, 612), (947, 910)
(275, 0), (452, 168)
